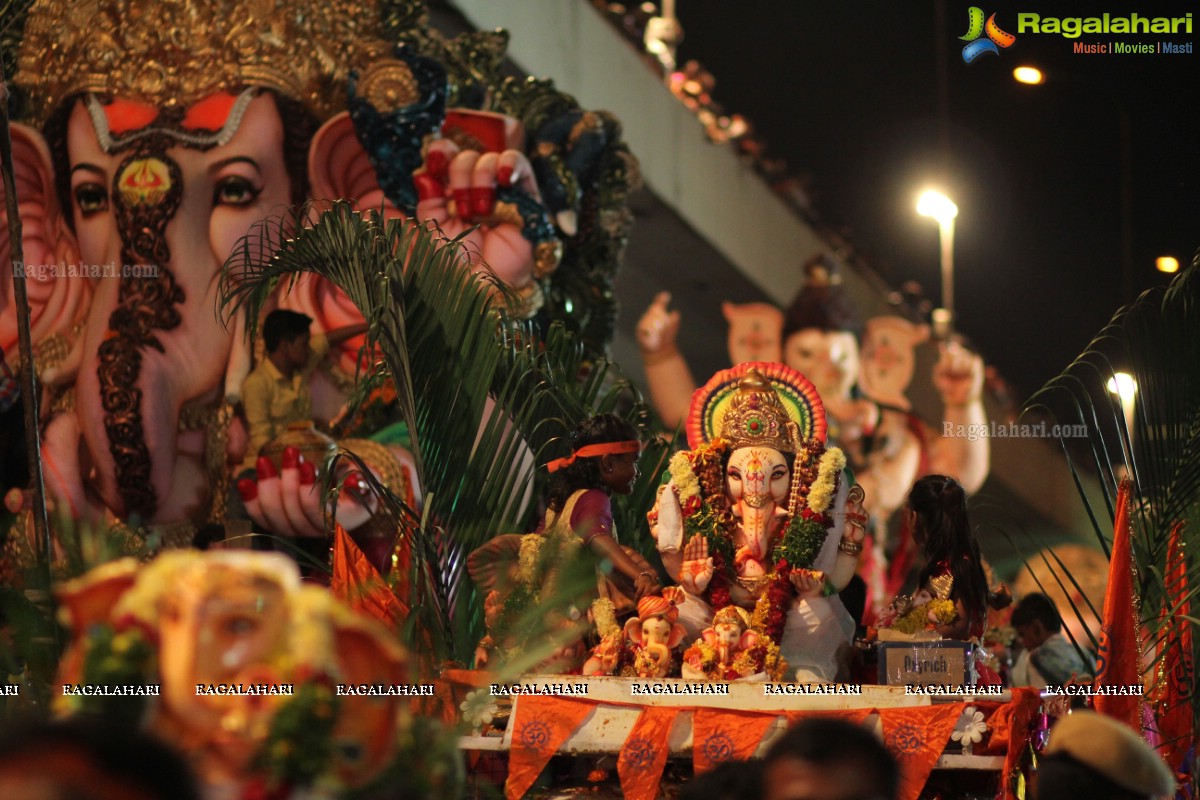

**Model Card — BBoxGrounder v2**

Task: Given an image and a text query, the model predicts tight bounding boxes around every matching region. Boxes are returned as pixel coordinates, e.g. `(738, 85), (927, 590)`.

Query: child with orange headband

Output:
(543, 414), (661, 606)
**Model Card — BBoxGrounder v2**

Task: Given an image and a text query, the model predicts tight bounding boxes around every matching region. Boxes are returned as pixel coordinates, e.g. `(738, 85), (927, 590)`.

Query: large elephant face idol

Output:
(48, 91), (296, 524)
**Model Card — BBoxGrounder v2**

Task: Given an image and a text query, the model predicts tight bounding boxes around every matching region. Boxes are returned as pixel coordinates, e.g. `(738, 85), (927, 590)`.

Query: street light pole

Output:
(917, 189), (958, 338)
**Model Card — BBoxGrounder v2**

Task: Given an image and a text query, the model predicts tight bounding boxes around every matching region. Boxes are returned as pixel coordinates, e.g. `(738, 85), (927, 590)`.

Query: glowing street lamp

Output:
(1013, 66), (1044, 85)
(1156, 256), (1180, 274)
(1107, 372), (1137, 464)
(917, 189), (958, 337)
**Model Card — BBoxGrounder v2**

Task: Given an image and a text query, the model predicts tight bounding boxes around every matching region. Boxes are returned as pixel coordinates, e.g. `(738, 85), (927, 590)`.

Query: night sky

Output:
(673, 0), (1198, 400)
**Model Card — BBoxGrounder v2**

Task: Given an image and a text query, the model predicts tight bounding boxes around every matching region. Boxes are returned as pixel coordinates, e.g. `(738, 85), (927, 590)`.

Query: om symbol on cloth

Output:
(701, 731), (735, 763)
(623, 736), (657, 768)
(519, 719), (552, 749)
(887, 723), (924, 756)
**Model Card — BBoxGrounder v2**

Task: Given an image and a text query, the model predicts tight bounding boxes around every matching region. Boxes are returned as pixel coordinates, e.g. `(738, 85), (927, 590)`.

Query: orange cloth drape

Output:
(1093, 479), (1142, 729)
(331, 524), (407, 628)
(505, 696), (595, 799)
(878, 703), (966, 800)
(980, 687), (1042, 799)
(617, 706), (682, 800)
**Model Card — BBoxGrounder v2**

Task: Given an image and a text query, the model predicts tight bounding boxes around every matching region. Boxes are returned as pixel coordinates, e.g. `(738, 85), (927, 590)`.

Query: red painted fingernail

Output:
(298, 461), (316, 486)
(452, 189), (474, 220)
(413, 173), (444, 202)
(425, 150), (447, 175)
(342, 472), (366, 492)
(237, 479), (258, 501)
(470, 187), (495, 217)
(281, 446), (300, 469)
(497, 166), (513, 186)
(256, 456), (277, 479)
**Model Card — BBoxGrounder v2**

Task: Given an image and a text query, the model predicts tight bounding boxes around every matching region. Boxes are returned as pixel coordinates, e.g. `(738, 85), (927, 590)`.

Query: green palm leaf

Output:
(1024, 258), (1199, 763)
(219, 202), (657, 662)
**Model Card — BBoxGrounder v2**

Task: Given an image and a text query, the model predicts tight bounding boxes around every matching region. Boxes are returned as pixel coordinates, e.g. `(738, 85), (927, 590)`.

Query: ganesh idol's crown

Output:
(14, 0), (392, 126)
(717, 368), (798, 453)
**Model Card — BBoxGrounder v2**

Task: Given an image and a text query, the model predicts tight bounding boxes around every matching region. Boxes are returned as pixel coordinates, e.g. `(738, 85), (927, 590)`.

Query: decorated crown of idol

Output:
(13, 0), (392, 126)
(686, 362), (843, 520)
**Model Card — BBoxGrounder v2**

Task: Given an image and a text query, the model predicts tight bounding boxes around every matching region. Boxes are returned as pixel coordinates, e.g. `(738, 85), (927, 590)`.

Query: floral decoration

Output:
(807, 447), (846, 514)
(951, 706), (988, 747)
(460, 688), (499, 733)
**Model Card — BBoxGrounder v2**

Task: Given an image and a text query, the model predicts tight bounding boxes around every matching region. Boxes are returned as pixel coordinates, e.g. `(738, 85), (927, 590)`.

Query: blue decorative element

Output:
(961, 38), (1000, 63)
(347, 48), (448, 213)
(497, 186), (557, 246)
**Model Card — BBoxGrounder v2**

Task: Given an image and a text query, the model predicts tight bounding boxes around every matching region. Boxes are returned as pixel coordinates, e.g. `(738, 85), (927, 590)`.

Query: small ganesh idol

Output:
(583, 588), (688, 678)
(649, 363), (869, 682)
(681, 605), (784, 681)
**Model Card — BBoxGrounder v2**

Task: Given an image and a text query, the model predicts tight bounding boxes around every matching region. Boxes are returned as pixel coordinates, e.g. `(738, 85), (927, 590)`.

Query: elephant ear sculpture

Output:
(52, 551), (440, 796)
(0, 123), (92, 369)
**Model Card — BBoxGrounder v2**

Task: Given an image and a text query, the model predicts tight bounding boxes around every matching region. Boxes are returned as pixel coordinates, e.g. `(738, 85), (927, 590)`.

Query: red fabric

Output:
(878, 703), (966, 800)
(505, 696), (595, 799)
(331, 524), (407, 628)
(1151, 521), (1193, 774)
(1093, 480), (1142, 729)
(979, 687), (1042, 799)
(617, 706), (681, 800)
(692, 709), (779, 773)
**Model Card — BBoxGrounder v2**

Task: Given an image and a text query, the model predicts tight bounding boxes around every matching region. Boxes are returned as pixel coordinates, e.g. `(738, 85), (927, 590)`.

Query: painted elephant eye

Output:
(726, 467), (741, 481)
(74, 183), (109, 216)
(213, 175), (262, 207)
(223, 615), (259, 636)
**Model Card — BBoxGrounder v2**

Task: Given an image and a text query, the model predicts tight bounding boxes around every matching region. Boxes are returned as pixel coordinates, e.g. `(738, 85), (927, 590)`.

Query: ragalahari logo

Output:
(960, 7), (1016, 62)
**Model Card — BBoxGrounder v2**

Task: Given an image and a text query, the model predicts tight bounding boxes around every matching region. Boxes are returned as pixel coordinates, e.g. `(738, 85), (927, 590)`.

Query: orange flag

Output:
(878, 703), (966, 800)
(506, 695), (595, 799)
(1151, 521), (1193, 773)
(784, 707), (875, 729)
(1093, 479), (1143, 729)
(617, 706), (682, 800)
(692, 708), (779, 774)
(331, 524), (407, 628)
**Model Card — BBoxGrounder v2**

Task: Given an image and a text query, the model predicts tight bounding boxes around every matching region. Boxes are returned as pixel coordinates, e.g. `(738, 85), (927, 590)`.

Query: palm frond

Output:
(220, 202), (656, 661)
(1023, 258), (1199, 755)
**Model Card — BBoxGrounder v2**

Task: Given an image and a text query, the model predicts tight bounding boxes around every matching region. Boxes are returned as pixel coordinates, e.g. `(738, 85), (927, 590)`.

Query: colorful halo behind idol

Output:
(685, 361), (827, 449)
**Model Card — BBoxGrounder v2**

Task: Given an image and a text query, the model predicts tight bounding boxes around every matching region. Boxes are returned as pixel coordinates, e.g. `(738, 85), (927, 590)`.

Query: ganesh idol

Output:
(0, 0), (637, 551)
(648, 362), (868, 682)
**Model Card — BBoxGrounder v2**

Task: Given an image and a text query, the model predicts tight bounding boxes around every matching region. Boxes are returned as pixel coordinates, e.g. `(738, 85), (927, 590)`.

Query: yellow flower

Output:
(669, 451), (700, 502)
(517, 534), (544, 586)
(591, 598), (619, 638)
(807, 447), (846, 514)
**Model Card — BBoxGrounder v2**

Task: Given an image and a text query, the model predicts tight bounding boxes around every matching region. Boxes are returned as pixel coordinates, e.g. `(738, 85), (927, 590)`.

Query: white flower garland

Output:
(806, 446), (846, 514)
(668, 451), (700, 503)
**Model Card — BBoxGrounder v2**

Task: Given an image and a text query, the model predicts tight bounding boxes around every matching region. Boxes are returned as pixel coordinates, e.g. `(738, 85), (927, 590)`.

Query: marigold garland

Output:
(807, 447), (846, 514)
(591, 597), (619, 639)
(889, 598), (958, 634)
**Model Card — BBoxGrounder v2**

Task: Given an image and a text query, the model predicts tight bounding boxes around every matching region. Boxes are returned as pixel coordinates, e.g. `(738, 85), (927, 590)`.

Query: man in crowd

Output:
(1010, 592), (1094, 687)
(1038, 710), (1174, 800)
(240, 309), (366, 471)
(763, 717), (899, 800)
